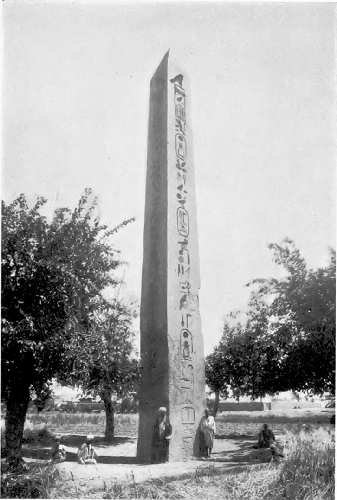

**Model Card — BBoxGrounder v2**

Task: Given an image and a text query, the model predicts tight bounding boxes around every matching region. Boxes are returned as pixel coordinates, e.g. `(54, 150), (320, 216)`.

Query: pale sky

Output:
(3, 1), (336, 353)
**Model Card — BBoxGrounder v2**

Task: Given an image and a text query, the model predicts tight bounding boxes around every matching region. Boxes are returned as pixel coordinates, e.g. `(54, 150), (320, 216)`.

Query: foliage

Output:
(205, 314), (239, 399)
(206, 239), (336, 402)
(60, 300), (139, 398)
(58, 299), (140, 439)
(119, 396), (138, 414)
(251, 239), (335, 395)
(30, 384), (53, 413)
(206, 308), (282, 403)
(1, 189), (134, 463)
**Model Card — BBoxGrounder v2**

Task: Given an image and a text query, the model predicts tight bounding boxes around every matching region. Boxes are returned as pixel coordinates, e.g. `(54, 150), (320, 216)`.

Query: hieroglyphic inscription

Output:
(171, 74), (197, 433)
(182, 425), (194, 437)
(177, 388), (193, 405)
(177, 207), (189, 237)
(181, 362), (194, 389)
(181, 329), (193, 359)
(181, 406), (195, 424)
(182, 437), (193, 454)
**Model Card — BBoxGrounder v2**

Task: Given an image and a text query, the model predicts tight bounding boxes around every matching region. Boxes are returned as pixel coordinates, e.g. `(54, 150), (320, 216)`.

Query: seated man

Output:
(51, 436), (67, 463)
(77, 434), (98, 464)
(257, 423), (275, 448)
(255, 424), (284, 460)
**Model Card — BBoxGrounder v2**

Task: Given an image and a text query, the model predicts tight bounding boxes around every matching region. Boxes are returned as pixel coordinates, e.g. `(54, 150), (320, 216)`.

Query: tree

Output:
(59, 299), (140, 442)
(1, 190), (134, 466)
(206, 295), (287, 411)
(251, 239), (335, 395)
(205, 350), (228, 416)
(205, 318), (243, 415)
(206, 239), (335, 404)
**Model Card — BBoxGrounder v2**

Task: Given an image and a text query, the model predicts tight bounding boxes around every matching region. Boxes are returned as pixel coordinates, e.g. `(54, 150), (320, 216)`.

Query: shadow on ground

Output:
(23, 449), (141, 464)
(22, 434), (136, 462)
(216, 433), (256, 440)
(212, 435), (271, 465)
(21, 432), (272, 466)
(60, 434), (134, 447)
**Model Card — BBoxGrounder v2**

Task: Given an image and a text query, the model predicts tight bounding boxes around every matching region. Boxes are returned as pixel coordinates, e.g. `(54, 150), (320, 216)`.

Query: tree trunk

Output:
(102, 393), (115, 443)
(5, 383), (30, 468)
(213, 391), (220, 417)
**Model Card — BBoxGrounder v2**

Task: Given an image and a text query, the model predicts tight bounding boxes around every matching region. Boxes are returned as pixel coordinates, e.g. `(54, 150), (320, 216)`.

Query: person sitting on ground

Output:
(256, 423), (275, 448)
(151, 407), (172, 464)
(51, 436), (67, 463)
(200, 409), (216, 458)
(77, 434), (98, 464)
(254, 424), (283, 460)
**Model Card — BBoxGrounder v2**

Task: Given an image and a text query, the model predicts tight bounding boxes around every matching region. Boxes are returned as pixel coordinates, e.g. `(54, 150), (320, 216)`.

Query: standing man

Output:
(200, 409), (216, 458)
(151, 407), (172, 463)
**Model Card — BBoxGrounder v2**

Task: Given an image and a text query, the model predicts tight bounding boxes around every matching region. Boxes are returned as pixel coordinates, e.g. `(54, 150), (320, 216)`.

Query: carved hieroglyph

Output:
(137, 52), (205, 463)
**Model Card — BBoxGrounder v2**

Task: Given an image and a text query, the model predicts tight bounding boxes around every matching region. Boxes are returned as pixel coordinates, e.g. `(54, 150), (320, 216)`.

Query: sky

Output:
(3, 1), (336, 354)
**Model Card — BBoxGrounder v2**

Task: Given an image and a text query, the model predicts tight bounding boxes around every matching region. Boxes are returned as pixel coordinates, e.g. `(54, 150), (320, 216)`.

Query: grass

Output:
(2, 408), (331, 446)
(1, 463), (59, 498)
(25, 412), (138, 437)
(99, 427), (334, 500)
(23, 407), (332, 438)
(216, 408), (333, 423)
(266, 426), (335, 500)
(22, 420), (54, 443)
(1, 409), (334, 498)
(45, 426), (334, 499)
(1, 418), (54, 450)
(215, 421), (332, 440)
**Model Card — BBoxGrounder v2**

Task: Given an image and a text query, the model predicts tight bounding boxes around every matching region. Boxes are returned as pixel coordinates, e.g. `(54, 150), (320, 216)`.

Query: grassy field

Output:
(22, 406), (333, 439)
(25, 412), (138, 437)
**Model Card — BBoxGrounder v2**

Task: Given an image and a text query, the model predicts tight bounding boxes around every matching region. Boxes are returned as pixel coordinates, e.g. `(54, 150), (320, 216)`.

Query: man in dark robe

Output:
(151, 407), (172, 463)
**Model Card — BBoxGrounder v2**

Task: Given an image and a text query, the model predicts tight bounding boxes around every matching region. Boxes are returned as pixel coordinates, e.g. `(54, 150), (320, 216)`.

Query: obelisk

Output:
(137, 52), (205, 462)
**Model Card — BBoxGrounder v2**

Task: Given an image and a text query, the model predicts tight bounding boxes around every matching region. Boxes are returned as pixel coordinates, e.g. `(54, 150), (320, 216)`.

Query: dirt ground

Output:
(19, 406), (334, 493)
(21, 426), (294, 492)
(52, 432), (271, 488)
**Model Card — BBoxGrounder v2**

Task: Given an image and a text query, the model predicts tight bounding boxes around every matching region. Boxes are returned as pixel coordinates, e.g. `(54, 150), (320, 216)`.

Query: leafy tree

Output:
(206, 317), (243, 415)
(205, 350), (229, 415)
(206, 239), (335, 405)
(59, 299), (140, 442)
(251, 239), (336, 395)
(1, 190), (134, 466)
(207, 309), (284, 413)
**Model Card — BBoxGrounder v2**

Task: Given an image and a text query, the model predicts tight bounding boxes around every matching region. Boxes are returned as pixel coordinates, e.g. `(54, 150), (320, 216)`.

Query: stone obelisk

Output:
(137, 52), (205, 462)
